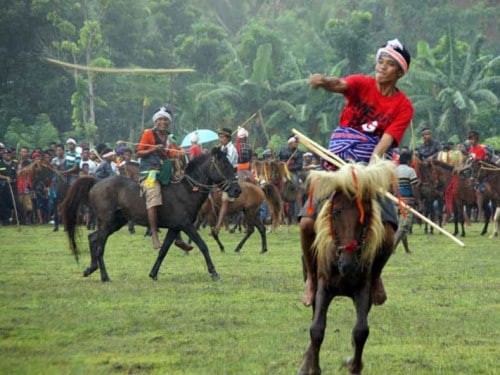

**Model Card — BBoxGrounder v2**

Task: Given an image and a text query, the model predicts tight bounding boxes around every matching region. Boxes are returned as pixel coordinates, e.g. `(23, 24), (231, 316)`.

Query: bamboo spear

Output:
(292, 128), (466, 248)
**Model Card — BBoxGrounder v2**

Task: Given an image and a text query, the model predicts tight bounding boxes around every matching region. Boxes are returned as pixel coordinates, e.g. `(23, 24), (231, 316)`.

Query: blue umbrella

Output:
(180, 129), (219, 147)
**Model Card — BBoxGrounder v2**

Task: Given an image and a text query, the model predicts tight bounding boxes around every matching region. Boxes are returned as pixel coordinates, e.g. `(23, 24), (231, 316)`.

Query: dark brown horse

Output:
(413, 158), (444, 234)
(298, 161), (395, 375)
(60, 150), (240, 282)
(195, 181), (283, 253)
(430, 159), (491, 236)
(469, 159), (500, 237)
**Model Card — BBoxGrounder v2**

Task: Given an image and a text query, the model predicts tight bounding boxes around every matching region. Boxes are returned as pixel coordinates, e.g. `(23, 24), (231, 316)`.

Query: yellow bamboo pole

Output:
(292, 128), (466, 248)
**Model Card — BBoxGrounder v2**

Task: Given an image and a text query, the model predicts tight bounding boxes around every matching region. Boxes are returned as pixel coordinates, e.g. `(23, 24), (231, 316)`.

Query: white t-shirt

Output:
(80, 159), (97, 175)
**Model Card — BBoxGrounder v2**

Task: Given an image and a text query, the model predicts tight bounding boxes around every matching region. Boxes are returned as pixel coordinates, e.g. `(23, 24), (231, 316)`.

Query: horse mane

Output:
(184, 153), (211, 175)
(308, 160), (395, 277)
(431, 159), (454, 171)
(18, 160), (56, 180)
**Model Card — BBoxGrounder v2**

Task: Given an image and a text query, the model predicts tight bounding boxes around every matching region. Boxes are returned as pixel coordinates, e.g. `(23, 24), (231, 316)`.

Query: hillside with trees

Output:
(1, 0), (498, 150)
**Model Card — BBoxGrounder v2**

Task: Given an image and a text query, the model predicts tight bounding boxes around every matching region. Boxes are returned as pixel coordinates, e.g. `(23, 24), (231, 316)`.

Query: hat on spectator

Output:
(237, 127), (249, 139)
(66, 138), (77, 145)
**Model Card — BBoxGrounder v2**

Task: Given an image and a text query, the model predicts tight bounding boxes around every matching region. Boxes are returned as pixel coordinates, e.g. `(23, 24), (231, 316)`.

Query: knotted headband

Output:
(376, 38), (409, 75)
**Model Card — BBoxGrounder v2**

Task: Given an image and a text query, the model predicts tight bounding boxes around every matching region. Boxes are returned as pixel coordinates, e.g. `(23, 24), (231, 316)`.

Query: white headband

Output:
(152, 109), (172, 123)
(376, 38), (408, 75)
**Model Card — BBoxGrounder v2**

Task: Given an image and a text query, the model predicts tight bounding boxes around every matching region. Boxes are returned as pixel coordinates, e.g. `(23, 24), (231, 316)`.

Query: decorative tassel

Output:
(351, 167), (365, 224)
(307, 178), (318, 216)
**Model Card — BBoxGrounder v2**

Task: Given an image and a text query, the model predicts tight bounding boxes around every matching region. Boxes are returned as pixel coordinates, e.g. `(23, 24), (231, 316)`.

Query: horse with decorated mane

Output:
(298, 159), (396, 375)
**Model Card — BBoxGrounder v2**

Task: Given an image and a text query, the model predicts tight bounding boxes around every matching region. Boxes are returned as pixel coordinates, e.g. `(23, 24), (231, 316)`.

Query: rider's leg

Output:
(148, 205), (161, 249)
(299, 216), (316, 306)
(214, 192), (229, 234)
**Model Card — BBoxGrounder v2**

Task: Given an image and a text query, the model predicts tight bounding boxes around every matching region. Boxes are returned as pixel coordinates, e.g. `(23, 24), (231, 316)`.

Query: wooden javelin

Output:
(292, 128), (466, 248)
(45, 58), (195, 74)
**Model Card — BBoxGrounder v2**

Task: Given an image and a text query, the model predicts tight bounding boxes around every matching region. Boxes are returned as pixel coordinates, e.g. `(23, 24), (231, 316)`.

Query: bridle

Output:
(328, 192), (369, 259)
(180, 156), (236, 193)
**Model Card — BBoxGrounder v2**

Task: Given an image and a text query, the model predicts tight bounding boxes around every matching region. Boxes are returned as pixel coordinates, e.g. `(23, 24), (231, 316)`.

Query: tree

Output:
(409, 31), (500, 141)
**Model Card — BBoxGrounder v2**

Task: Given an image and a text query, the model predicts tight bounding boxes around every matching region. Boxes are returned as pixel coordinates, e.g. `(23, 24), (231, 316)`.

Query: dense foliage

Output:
(1, 0), (498, 150)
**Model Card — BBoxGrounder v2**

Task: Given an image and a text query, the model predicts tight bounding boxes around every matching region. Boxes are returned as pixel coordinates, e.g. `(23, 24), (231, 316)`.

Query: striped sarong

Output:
(328, 127), (392, 164)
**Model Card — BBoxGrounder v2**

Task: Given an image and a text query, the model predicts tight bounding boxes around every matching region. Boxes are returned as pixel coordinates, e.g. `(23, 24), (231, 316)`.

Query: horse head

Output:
(309, 160), (393, 281)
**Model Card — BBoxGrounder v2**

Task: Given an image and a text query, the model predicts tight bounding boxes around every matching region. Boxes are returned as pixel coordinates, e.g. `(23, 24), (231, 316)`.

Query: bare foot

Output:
(372, 277), (387, 306)
(152, 237), (162, 250)
(302, 278), (315, 306)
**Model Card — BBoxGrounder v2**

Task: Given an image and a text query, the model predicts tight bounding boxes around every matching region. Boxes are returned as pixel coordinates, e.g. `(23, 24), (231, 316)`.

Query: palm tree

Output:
(409, 31), (499, 140)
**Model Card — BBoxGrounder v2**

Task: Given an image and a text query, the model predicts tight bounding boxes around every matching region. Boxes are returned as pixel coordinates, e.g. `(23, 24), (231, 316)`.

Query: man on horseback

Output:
(300, 38), (413, 307)
(135, 107), (192, 251)
(416, 127), (441, 161)
(213, 127), (238, 234)
(279, 136), (304, 214)
(465, 130), (487, 221)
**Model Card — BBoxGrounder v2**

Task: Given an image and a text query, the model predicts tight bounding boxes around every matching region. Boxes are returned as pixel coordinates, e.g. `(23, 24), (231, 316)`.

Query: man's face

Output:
(289, 141), (298, 150)
(20, 148), (29, 159)
(67, 142), (75, 151)
(154, 117), (170, 132)
(219, 134), (229, 146)
(56, 146), (64, 157)
(422, 131), (432, 141)
(375, 55), (402, 84)
(81, 150), (90, 160)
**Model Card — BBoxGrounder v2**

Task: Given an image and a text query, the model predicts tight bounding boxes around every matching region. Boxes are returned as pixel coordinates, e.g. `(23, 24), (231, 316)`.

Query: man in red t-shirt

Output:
(466, 130), (487, 220)
(466, 131), (486, 162)
(300, 39), (413, 308)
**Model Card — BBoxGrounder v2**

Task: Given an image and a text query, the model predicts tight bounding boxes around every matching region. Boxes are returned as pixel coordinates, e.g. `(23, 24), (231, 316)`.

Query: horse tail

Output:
(262, 183), (284, 229)
(60, 176), (96, 261)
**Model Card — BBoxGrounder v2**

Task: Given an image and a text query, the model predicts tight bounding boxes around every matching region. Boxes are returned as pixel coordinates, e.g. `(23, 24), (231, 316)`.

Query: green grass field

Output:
(0, 222), (498, 375)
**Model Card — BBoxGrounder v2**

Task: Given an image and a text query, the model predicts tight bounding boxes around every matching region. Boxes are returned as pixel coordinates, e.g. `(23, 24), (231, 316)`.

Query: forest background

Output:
(1, 0), (499, 154)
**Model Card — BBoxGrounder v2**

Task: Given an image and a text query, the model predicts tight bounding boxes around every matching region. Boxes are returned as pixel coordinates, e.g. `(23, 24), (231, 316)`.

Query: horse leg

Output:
(480, 202), (490, 236)
(83, 231), (100, 278)
(371, 224), (394, 306)
(94, 216), (128, 282)
(53, 202), (59, 232)
(489, 207), (499, 238)
(149, 229), (177, 280)
(344, 281), (372, 374)
(183, 224), (220, 281)
(254, 216), (268, 254)
(210, 227), (225, 252)
(298, 279), (334, 375)
(234, 223), (254, 253)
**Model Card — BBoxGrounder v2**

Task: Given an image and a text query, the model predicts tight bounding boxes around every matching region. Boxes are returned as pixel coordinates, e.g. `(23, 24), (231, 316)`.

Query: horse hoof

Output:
(52, 227), (58, 232)
(211, 273), (220, 281)
(260, 249), (268, 254)
(149, 273), (158, 281)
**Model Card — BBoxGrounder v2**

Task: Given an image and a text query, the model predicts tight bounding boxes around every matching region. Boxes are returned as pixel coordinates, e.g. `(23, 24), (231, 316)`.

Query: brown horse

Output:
(195, 182), (283, 253)
(469, 160), (500, 237)
(413, 158), (444, 234)
(298, 160), (395, 375)
(256, 159), (303, 225)
(430, 159), (491, 236)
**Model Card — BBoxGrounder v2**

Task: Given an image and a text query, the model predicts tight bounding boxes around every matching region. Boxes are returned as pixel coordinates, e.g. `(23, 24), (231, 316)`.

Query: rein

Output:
(328, 192), (369, 258)
(181, 156), (234, 193)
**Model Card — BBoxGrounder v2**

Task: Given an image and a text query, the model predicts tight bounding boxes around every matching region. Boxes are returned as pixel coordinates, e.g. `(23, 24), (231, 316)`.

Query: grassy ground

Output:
(0, 222), (498, 374)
